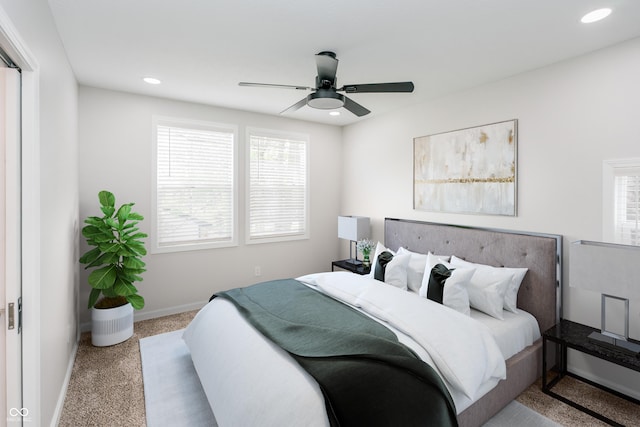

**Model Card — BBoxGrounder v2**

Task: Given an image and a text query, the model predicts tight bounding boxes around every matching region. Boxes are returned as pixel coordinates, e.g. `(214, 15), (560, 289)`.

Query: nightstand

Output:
(542, 319), (640, 426)
(331, 259), (370, 275)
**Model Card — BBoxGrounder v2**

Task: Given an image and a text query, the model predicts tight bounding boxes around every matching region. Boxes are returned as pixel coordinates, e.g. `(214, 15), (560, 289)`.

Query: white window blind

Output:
(614, 168), (640, 246)
(247, 129), (309, 243)
(153, 118), (236, 252)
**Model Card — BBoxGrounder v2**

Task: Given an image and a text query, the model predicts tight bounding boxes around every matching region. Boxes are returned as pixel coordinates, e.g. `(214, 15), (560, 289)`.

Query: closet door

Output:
(1, 63), (23, 426)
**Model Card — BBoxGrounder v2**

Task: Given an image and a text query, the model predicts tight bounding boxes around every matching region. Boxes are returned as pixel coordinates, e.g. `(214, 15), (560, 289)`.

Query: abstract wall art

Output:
(414, 119), (517, 216)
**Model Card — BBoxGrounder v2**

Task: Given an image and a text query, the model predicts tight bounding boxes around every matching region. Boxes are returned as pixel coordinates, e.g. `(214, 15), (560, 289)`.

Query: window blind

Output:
(155, 123), (235, 250)
(614, 168), (640, 246)
(248, 131), (308, 242)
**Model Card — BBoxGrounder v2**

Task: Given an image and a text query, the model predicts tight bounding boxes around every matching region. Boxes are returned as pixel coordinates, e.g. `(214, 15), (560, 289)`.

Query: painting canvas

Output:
(414, 120), (517, 216)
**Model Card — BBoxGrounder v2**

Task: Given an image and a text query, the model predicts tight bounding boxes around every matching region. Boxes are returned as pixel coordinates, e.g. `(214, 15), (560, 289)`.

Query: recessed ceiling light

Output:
(581, 8), (612, 23)
(143, 77), (162, 85)
(329, 111), (340, 116)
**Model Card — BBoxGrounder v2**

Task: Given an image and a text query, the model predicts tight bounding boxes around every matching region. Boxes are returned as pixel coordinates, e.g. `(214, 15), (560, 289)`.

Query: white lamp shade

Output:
(570, 240), (640, 299)
(338, 216), (370, 241)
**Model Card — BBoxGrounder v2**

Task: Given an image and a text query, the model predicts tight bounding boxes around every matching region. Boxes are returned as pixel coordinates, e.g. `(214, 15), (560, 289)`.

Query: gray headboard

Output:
(384, 218), (562, 333)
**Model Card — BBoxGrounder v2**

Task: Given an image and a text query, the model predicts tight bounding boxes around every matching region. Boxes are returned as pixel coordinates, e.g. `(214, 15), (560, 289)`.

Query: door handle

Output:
(8, 302), (14, 330)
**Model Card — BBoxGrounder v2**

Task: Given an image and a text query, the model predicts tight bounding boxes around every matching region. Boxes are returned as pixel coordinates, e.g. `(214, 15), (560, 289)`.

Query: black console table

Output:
(542, 319), (640, 426)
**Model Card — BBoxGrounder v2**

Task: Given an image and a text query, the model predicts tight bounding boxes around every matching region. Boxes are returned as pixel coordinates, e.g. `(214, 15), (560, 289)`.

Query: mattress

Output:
(183, 272), (541, 425)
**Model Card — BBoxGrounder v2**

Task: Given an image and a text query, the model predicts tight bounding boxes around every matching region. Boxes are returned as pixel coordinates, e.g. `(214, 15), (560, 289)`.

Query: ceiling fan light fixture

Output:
(329, 111), (341, 116)
(307, 91), (345, 110)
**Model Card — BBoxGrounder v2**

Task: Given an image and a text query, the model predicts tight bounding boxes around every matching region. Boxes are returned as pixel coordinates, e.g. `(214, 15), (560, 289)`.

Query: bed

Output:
(183, 218), (562, 426)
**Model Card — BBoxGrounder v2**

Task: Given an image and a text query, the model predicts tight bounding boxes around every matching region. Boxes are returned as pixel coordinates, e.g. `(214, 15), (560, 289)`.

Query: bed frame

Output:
(384, 218), (562, 427)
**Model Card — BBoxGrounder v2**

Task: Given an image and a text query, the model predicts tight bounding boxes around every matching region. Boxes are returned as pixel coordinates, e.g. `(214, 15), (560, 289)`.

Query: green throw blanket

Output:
(214, 279), (458, 427)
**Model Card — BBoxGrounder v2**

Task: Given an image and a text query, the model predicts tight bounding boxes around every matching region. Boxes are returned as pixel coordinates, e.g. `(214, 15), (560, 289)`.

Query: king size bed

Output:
(183, 218), (562, 426)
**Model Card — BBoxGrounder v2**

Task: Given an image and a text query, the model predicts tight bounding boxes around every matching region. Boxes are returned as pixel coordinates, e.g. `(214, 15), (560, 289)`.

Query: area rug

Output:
(139, 329), (217, 427)
(140, 329), (561, 427)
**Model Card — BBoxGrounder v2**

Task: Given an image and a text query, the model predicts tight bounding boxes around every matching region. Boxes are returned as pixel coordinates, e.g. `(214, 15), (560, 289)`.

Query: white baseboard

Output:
(50, 340), (79, 427)
(79, 301), (208, 333)
(569, 365), (640, 401)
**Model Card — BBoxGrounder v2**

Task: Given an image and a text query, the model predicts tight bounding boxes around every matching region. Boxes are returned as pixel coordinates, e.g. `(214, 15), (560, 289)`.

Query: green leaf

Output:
(99, 242), (120, 253)
(86, 252), (120, 269)
(113, 278), (137, 296)
(128, 212), (144, 221)
(117, 203), (132, 224)
(105, 218), (118, 228)
(126, 242), (147, 256)
(123, 232), (147, 241)
(82, 225), (105, 240)
(88, 265), (117, 289)
(79, 247), (102, 265)
(126, 294), (145, 310)
(101, 287), (117, 298)
(122, 256), (145, 269)
(88, 288), (102, 308)
(99, 191), (115, 208)
(84, 216), (105, 227)
(101, 206), (115, 217)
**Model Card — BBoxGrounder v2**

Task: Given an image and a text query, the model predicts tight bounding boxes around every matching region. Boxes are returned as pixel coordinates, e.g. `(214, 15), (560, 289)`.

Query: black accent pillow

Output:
(427, 264), (453, 304)
(374, 251), (394, 282)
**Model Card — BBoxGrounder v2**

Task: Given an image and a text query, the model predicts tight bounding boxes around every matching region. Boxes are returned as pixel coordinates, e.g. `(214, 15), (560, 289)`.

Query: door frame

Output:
(0, 6), (41, 426)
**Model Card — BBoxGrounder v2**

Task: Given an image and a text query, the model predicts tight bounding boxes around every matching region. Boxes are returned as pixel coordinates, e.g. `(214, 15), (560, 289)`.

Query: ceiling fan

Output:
(239, 51), (414, 117)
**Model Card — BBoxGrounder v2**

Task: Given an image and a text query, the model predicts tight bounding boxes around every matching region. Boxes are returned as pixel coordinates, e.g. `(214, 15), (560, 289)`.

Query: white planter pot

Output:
(91, 303), (134, 346)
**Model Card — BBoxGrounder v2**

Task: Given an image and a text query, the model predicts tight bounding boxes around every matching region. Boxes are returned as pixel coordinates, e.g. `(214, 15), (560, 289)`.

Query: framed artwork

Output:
(413, 119), (517, 216)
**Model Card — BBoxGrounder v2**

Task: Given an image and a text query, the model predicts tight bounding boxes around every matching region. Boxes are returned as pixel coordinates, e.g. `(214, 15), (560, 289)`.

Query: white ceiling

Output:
(49, 0), (640, 126)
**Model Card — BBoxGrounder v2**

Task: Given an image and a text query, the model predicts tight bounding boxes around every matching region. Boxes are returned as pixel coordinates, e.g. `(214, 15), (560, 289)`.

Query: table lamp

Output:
(338, 216), (370, 264)
(570, 240), (640, 354)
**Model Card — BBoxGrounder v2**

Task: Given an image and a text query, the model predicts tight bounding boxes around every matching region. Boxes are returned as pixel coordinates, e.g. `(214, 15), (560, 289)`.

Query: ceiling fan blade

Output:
(315, 51), (338, 84)
(280, 97), (309, 114)
(343, 96), (371, 117)
(339, 82), (414, 93)
(239, 82), (311, 91)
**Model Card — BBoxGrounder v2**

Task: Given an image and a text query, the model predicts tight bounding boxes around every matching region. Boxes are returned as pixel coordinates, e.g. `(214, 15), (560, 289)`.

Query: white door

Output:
(1, 64), (23, 426)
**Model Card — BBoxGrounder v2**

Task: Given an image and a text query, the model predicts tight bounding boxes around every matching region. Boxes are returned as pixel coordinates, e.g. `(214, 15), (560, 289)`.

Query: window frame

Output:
(603, 158), (640, 246)
(245, 127), (310, 245)
(151, 115), (238, 253)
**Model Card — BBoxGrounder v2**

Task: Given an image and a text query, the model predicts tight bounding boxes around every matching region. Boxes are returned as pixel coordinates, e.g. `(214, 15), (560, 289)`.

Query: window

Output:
(247, 128), (309, 243)
(152, 117), (237, 252)
(603, 159), (640, 246)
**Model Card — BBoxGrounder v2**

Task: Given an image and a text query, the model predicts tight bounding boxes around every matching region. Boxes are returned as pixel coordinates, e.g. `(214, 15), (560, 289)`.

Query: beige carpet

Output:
(59, 311), (640, 426)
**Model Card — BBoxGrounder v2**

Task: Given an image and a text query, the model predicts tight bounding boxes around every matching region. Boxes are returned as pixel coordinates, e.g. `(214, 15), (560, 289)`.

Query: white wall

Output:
(342, 37), (640, 397)
(0, 0), (78, 425)
(78, 86), (343, 326)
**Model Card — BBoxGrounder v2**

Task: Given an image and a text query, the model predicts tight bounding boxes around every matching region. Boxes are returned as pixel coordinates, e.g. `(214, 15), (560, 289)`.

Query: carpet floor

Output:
(59, 311), (640, 426)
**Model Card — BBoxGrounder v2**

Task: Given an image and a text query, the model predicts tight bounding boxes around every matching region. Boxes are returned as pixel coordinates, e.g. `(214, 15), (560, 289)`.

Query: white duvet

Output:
(183, 272), (508, 426)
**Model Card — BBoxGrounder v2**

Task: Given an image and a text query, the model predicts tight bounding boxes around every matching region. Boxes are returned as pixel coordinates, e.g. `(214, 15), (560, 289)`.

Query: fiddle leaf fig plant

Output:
(79, 190), (148, 310)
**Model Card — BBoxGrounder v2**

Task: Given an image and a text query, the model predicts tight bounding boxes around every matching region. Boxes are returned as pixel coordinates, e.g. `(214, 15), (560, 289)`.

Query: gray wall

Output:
(0, 0), (79, 425)
(341, 36), (640, 397)
(78, 86), (343, 326)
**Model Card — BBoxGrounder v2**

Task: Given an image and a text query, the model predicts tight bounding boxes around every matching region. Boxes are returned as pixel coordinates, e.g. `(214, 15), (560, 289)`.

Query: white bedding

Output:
(183, 272), (539, 426)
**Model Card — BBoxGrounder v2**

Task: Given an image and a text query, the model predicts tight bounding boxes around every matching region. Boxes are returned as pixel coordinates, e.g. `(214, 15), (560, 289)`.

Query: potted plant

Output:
(79, 190), (148, 346)
(357, 239), (375, 268)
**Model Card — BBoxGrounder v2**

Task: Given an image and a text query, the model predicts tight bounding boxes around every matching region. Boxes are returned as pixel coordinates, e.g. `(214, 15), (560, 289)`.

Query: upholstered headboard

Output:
(384, 218), (562, 333)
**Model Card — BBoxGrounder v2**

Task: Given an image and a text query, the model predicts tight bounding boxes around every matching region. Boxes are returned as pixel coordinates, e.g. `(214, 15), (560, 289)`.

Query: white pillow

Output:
(450, 256), (528, 313)
(419, 253), (473, 315)
(464, 268), (511, 319)
(368, 242), (391, 278)
(397, 247), (427, 292)
(398, 247), (451, 293)
(380, 252), (411, 290)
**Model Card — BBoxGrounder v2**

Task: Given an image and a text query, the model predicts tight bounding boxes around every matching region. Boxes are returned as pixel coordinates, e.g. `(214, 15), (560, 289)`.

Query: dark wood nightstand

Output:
(331, 259), (370, 275)
(542, 319), (640, 426)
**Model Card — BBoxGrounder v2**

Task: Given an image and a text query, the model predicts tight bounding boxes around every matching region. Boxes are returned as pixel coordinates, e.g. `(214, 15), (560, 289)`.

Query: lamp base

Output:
(587, 331), (640, 355)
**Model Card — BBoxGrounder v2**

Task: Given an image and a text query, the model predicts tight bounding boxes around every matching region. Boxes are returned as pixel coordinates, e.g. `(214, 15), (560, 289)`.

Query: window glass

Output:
(153, 117), (237, 252)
